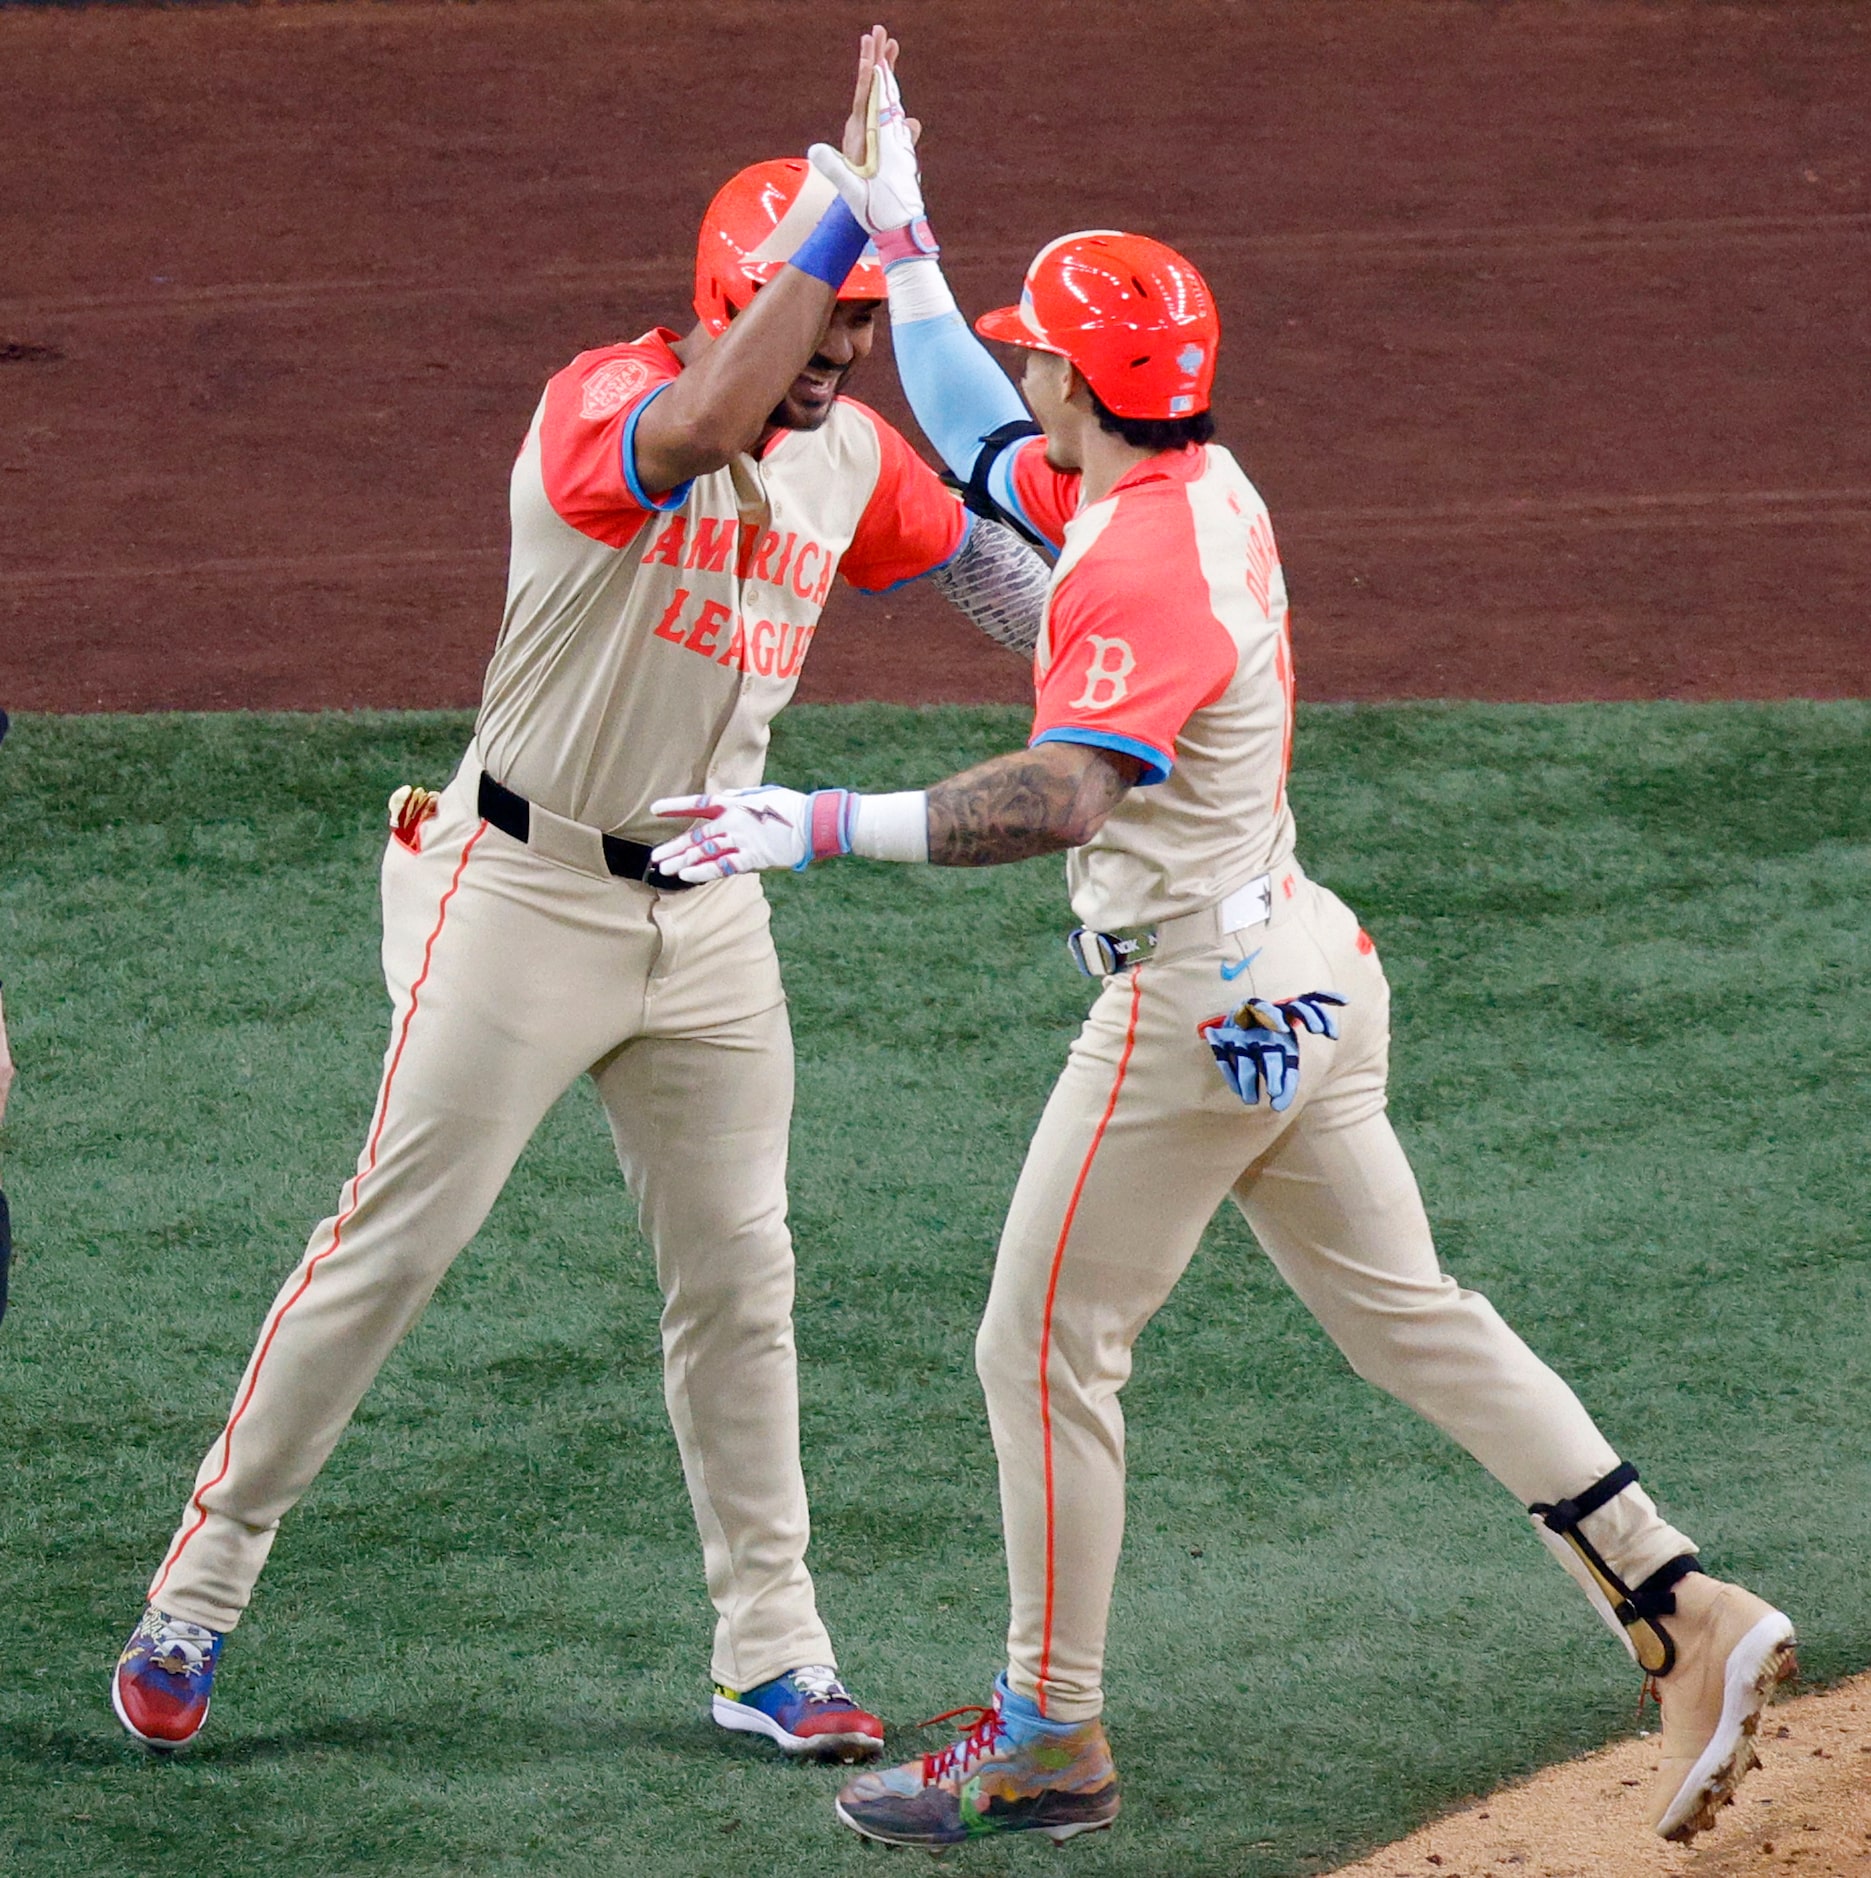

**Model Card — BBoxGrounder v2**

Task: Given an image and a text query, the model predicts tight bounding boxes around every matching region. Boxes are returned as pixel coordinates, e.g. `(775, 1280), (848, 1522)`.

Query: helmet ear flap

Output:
(693, 279), (723, 337)
(692, 272), (739, 338)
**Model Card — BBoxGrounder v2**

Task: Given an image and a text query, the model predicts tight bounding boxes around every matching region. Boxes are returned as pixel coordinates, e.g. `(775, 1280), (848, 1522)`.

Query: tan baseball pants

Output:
(977, 863), (1694, 1720)
(147, 752), (835, 1691)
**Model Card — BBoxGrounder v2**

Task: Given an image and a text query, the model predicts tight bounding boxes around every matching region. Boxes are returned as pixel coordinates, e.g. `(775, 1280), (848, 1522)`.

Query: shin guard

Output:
(1530, 1463), (1698, 1674)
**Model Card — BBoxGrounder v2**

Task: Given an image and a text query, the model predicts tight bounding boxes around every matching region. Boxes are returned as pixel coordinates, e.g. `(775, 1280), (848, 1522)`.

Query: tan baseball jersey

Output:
(973, 436), (1697, 1728)
(477, 329), (966, 838)
(1007, 438), (1296, 933)
(141, 330), (967, 1686)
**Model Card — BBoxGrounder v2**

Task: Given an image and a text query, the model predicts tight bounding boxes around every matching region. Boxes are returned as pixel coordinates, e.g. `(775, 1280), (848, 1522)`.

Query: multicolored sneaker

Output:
(111, 1606), (224, 1751)
(834, 1675), (1119, 1848)
(711, 1664), (884, 1762)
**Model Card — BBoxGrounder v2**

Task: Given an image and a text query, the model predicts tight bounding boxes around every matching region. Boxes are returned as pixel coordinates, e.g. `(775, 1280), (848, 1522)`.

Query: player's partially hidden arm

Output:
(926, 515), (1051, 655)
(630, 27), (893, 493)
(877, 271), (1031, 497)
(836, 404), (1049, 655)
(649, 740), (1140, 879)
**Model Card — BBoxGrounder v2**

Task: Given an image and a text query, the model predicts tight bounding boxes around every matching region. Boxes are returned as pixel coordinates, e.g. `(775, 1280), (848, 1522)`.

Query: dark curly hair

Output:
(1086, 384), (1216, 452)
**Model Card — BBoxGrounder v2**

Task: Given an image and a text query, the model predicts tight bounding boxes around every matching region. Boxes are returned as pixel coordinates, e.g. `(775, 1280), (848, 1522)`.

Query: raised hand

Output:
(842, 24), (900, 172)
(813, 26), (928, 241)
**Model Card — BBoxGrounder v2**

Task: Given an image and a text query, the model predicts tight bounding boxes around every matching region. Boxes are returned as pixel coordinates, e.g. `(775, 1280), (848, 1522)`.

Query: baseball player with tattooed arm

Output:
(651, 65), (1796, 1852)
(111, 26), (1054, 1759)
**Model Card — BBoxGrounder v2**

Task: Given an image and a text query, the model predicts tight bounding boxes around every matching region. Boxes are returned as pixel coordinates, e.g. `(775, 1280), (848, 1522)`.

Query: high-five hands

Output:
(812, 26), (929, 243)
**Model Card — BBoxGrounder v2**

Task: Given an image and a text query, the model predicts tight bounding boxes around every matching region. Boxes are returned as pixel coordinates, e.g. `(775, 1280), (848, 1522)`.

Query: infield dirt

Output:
(1323, 1671), (1871, 1878)
(1, 0), (1867, 713)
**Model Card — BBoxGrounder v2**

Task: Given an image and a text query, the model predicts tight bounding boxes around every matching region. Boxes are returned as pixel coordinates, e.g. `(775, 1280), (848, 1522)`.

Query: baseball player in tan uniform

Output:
(111, 27), (1055, 1762)
(651, 68), (1797, 1852)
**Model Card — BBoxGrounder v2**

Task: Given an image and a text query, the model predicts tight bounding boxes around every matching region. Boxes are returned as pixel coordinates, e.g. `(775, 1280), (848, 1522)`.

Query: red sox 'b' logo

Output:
(1071, 636), (1137, 710)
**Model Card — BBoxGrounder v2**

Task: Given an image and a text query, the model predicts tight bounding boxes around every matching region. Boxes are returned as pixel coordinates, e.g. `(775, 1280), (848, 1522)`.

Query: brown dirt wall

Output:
(0, 0), (1866, 713)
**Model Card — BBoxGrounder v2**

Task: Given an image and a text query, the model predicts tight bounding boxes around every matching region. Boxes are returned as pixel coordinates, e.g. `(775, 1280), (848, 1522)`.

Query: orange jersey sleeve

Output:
(536, 332), (686, 550)
(835, 400), (968, 592)
(1006, 435), (1082, 550)
(1030, 477), (1237, 785)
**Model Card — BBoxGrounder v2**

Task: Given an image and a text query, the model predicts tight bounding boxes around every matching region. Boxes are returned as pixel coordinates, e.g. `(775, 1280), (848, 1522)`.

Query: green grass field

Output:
(2, 702), (1867, 1878)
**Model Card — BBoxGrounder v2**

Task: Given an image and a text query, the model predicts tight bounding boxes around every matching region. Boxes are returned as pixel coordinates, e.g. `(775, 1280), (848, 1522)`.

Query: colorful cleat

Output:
(111, 1606), (224, 1751)
(835, 1675), (1119, 1848)
(712, 1663), (884, 1762)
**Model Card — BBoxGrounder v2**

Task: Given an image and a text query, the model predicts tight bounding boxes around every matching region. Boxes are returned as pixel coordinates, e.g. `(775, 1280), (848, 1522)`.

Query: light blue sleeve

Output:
(890, 310), (1030, 480)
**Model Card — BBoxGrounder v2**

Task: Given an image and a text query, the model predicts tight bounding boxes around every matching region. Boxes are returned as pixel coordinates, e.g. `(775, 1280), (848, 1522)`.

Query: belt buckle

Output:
(1067, 926), (1155, 977)
(1221, 873), (1274, 934)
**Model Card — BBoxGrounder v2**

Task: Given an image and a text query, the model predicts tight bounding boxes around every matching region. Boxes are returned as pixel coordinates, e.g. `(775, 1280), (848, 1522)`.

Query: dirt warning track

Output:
(1, 0), (1866, 712)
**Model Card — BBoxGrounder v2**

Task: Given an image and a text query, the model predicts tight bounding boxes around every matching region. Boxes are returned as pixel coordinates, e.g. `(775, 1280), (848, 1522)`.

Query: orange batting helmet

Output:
(974, 230), (1219, 419)
(694, 158), (888, 337)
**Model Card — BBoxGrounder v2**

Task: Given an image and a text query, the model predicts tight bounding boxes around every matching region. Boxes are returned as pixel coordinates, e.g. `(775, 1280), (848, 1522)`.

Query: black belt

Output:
(476, 772), (698, 890)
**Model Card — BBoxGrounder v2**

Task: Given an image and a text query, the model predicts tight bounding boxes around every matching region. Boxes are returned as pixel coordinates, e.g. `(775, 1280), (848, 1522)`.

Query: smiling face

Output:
(770, 299), (881, 431)
(1020, 347), (1085, 471)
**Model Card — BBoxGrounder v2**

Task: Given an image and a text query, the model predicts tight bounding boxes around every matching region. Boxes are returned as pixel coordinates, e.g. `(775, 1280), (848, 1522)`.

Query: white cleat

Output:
(1646, 1573), (1796, 1842)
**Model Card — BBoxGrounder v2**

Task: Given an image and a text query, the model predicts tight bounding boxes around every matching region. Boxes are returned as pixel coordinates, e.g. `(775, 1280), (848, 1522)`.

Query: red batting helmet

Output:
(693, 158), (888, 337)
(974, 231), (1219, 419)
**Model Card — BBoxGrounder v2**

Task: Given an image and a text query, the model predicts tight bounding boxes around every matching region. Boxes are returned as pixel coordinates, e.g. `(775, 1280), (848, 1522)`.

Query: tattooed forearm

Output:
(925, 743), (1141, 866)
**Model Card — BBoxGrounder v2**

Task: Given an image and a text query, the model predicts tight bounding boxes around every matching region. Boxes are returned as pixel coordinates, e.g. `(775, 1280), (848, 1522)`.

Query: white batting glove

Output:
(650, 786), (856, 883)
(809, 60), (934, 252)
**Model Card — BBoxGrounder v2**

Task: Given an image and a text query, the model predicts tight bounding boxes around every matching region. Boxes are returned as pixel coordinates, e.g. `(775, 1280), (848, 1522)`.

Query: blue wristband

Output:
(787, 198), (871, 290)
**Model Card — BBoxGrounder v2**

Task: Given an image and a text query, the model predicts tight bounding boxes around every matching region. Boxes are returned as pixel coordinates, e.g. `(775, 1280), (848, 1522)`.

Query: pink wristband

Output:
(874, 219), (940, 266)
(805, 789), (856, 865)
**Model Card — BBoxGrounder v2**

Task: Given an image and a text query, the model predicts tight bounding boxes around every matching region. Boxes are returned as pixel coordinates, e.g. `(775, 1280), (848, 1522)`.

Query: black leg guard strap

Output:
(1631, 1553), (1701, 1622)
(1531, 1465), (1696, 1676)
(1529, 1460), (1639, 1532)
